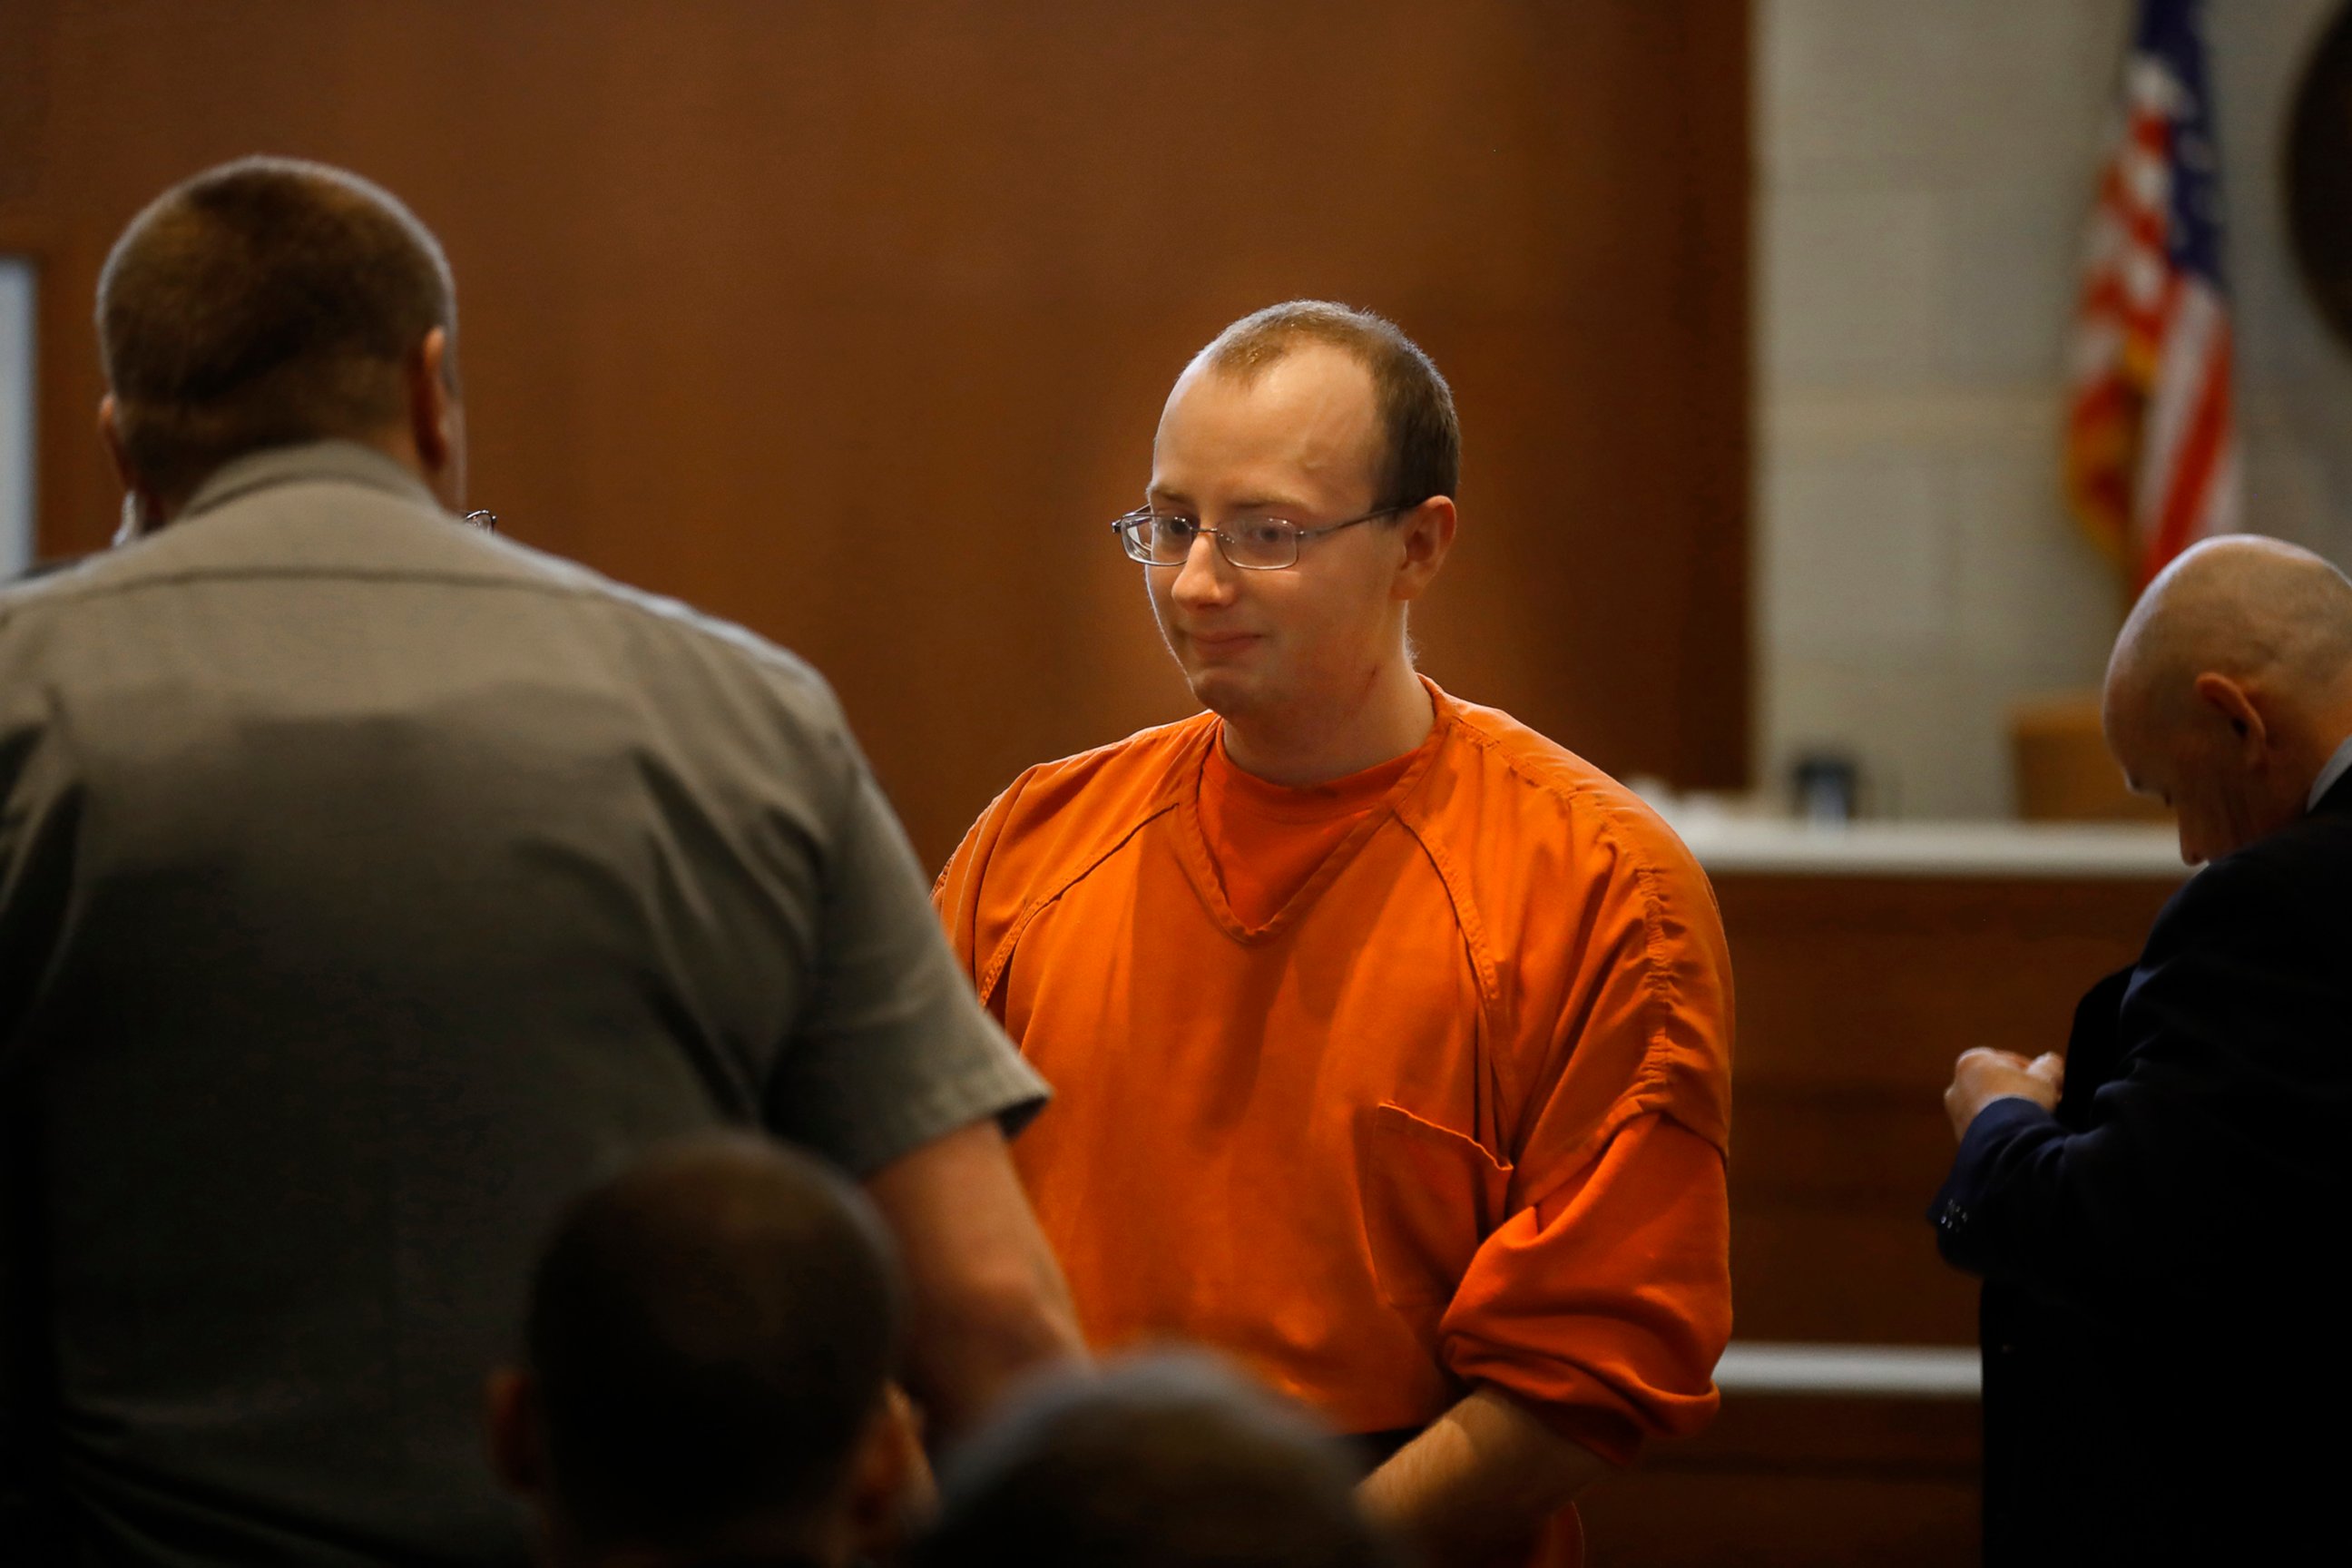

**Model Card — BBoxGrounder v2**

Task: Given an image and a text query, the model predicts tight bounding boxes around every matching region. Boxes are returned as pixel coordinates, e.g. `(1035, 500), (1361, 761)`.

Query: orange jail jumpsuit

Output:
(935, 681), (1733, 1564)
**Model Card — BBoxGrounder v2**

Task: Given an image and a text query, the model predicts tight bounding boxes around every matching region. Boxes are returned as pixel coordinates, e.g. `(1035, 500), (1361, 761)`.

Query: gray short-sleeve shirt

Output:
(0, 442), (1044, 1565)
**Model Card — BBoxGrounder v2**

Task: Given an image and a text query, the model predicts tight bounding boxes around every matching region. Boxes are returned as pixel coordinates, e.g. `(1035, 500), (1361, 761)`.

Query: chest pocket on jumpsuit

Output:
(1354, 1101), (1514, 1308)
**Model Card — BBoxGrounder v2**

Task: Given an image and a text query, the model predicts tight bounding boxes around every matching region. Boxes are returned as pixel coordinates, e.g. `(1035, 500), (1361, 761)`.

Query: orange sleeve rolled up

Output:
(1444, 1112), (1730, 1465)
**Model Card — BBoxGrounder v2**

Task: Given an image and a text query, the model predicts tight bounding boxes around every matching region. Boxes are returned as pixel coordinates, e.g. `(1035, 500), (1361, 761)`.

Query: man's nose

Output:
(1171, 533), (1236, 604)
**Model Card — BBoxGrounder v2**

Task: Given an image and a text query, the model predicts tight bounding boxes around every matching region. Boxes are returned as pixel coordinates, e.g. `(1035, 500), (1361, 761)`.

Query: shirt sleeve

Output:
(1438, 1112), (1730, 1466)
(761, 720), (1048, 1178)
(1436, 809), (1735, 1465)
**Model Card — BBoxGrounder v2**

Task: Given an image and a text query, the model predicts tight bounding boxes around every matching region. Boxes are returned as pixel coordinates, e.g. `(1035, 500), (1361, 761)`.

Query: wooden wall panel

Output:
(1582, 1395), (1981, 1568)
(0, 0), (1749, 866)
(1718, 872), (2184, 1343)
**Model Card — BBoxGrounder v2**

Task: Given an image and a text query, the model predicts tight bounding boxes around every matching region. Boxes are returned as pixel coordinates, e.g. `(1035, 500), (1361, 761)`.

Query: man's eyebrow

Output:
(1142, 485), (1318, 515)
(1149, 490), (1315, 514)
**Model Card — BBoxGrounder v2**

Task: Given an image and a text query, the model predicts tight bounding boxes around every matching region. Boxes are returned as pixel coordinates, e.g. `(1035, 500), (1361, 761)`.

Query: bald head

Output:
(2106, 537), (2352, 730)
(2102, 535), (2352, 861)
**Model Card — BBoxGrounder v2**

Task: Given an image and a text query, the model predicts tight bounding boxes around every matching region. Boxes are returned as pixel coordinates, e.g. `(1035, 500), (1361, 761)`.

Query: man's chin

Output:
(1182, 665), (1260, 719)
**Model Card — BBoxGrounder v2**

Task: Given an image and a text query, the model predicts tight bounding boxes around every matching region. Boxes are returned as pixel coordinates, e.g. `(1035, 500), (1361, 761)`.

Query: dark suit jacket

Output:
(1931, 776), (2352, 1564)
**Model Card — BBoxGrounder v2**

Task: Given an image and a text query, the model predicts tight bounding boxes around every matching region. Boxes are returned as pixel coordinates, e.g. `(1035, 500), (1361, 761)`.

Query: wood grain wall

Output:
(0, 0), (1748, 864)
(1721, 872), (2183, 1347)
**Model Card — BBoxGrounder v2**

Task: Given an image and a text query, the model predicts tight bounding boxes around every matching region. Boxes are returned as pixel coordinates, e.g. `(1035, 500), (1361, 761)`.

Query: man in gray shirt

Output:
(0, 156), (1082, 1565)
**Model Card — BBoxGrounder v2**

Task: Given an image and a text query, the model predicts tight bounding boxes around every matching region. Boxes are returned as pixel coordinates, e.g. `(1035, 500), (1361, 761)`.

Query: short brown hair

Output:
(97, 155), (456, 505)
(1197, 300), (1459, 507)
(527, 1134), (903, 1551)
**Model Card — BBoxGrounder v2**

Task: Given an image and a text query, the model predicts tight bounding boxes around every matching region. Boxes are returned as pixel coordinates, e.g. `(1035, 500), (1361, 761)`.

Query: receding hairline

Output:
(1177, 299), (1460, 506)
(1181, 329), (1363, 391)
(1192, 300), (1410, 387)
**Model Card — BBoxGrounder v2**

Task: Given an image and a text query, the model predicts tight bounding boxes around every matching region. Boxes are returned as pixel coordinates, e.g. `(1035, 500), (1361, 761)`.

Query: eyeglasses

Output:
(1111, 504), (1406, 572)
(462, 510), (497, 534)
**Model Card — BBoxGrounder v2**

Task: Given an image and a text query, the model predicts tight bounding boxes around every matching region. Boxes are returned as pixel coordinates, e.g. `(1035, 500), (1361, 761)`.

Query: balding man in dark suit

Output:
(1933, 535), (2352, 1565)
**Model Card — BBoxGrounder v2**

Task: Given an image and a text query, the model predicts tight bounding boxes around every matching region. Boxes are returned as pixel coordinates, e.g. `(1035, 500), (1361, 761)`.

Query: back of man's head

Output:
(1195, 300), (1459, 508)
(491, 1134), (907, 1567)
(913, 1353), (1409, 1568)
(97, 155), (456, 506)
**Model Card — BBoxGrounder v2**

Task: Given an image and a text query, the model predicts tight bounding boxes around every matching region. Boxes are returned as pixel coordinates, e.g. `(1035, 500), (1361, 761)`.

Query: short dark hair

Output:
(525, 1134), (903, 1553)
(96, 155), (456, 505)
(913, 1354), (1408, 1568)
(1197, 300), (1459, 508)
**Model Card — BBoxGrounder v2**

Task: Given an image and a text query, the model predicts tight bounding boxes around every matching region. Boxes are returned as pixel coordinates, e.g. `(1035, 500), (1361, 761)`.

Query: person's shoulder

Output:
(559, 565), (832, 700)
(4, 510), (842, 733)
(947, 710), (1217, 893)
(2242, 799), (2352, 880)
(2162, 807), (2352, 937)
(388, 534), (851, 739)
(984, 711), (1218, 831)
(1421, 691), (1732, 1144)
(0, 544), (163, 642)
(2, 560), (78, 614)
(1425, 691), (1709, 887)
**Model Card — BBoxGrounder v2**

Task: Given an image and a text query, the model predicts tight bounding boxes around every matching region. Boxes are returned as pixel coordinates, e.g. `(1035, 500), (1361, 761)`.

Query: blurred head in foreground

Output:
(486, 1134), (921, 1568)
(2103, 534), (2352, 863)
(96, 153), (466, 528)
(913, 1352), (1410, 1568)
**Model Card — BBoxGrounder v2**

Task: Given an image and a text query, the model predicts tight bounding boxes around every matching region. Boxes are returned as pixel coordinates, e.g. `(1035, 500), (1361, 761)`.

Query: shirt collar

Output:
(2308, 731), (2352, 812)
(176, 439), (442, 524)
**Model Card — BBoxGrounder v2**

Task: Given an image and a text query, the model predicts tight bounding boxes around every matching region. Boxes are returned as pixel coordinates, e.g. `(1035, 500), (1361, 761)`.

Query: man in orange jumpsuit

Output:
(935, 302), (1732, 1565)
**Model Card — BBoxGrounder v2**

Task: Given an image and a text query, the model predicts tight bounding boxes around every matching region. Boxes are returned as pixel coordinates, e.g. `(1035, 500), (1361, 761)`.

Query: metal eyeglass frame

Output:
(1110, 503), (1408, 571)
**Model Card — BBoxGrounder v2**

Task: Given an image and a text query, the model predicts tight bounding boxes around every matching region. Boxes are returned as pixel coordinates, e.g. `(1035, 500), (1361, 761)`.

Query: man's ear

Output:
(2192, 672), (2267, 757)
(98, 396), (132, 486)
(1391, 495), (1458, 602)
(98, 395), (162, 534)
(484, 1367), (546, 1501)
(407, 327), (458, 481)
(844, 1383), (932, 1560)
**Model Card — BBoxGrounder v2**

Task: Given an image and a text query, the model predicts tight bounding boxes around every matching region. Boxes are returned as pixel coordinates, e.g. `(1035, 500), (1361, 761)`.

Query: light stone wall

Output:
(1755, 0), (2352, 818)
(1, 258), (32, 580)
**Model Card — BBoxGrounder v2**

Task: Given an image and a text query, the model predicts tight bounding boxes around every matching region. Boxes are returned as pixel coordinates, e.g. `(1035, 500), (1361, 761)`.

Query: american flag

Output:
(2065, 0), (2237, 595)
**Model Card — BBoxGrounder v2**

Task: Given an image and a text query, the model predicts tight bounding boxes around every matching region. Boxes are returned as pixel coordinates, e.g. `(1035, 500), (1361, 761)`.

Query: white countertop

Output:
(1662, 817), (2190, 879)
(1713, 1341), (1981, 1398)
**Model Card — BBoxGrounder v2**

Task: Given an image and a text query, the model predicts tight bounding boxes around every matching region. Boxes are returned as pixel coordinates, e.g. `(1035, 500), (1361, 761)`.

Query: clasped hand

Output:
(1943, 1047), (2064, 1142)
